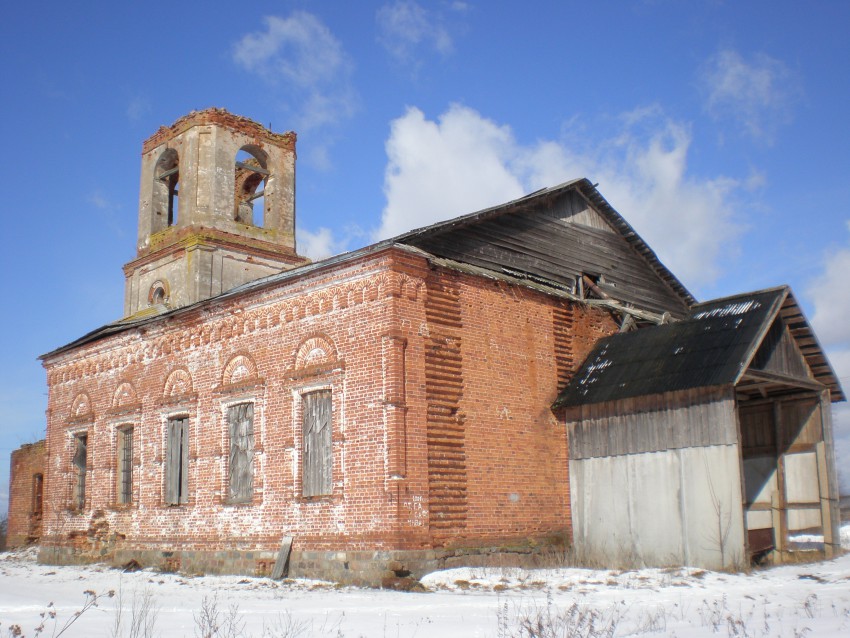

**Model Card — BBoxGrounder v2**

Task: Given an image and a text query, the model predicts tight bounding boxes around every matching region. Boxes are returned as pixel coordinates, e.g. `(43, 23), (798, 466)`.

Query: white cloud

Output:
(700, 49), (799, 143)
(233, 12), (357, 134)
(376, 105), (525, 239)
(297, 226), (357, 262)
(808, 228), (850, 347)
(585, 118), (745, 288)
(126, 96), (151, 122)
(88, 190), (125, 237)
(89, 191), (112, 211)
(377, 1), (454, 65)
(375, 104), (748, 290)
(807, 222), (850, 494)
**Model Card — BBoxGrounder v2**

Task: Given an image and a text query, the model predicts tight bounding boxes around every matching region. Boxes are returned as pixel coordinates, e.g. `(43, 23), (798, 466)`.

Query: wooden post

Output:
(271, 535), (293, 580)
(818, 390), (841, 558)
(771, 490), (784, 564)
(772, 402), (787, 563)
(815, 441), (835, 558)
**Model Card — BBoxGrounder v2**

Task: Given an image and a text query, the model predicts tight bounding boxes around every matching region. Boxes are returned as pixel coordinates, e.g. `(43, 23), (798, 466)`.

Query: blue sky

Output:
(2, 1), (849, 512)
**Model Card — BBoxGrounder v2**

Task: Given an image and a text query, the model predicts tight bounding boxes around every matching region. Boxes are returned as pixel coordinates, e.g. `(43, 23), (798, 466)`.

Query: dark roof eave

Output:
(552, 382), (734, 411)
(551, 284), (845, 410)
(39, 238), (404, 361)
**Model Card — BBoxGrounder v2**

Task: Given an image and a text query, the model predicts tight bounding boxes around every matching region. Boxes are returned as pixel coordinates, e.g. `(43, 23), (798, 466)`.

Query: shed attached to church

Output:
(555, 287), (844, 568)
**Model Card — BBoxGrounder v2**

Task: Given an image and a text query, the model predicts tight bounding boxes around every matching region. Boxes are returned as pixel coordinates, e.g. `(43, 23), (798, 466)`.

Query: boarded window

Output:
(117, 426), (134, 504)
(165, 417), (189, 505)
(72, 433), (87, 509)
(302, 390), (332, 497)
(228, 403), (254, 503)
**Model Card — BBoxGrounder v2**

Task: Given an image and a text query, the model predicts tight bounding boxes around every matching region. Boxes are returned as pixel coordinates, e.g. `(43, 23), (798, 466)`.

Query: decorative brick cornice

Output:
(50, 266), (425, 385)
(125, 226), (307, 270)
(142, 108), (296, 155)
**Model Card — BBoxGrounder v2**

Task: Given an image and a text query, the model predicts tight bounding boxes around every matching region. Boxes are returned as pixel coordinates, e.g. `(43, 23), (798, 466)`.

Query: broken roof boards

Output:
(42, 178), (692, 359)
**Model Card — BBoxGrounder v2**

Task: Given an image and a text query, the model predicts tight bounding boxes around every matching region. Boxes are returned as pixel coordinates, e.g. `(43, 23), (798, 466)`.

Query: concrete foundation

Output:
(38, 543), (561, 587)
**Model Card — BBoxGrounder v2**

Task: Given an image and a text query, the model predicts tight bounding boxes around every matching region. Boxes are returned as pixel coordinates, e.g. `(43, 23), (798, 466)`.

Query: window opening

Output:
(227, 403), (255, 503)
(165, 417), (189, 505)
(72, 433), (88, 509)
(117, 426), (134, 504)
(148, 281), (168, 307)
(302, 390), (332, 497)
(32, 473), (43, 517)
(577, 273), (608, 300)
(155, 149), (180, 227)
(234, 148), (269, 227)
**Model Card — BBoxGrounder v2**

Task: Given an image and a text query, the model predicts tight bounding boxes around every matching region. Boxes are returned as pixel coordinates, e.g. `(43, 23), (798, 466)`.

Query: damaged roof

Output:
(553, 286), (845, 408)
(395, 178), (695, 315)
(42, 179), (694, 359)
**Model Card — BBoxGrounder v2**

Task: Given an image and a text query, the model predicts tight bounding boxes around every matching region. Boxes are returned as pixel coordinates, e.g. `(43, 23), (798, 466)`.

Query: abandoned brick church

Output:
(14, 109), (843, 583)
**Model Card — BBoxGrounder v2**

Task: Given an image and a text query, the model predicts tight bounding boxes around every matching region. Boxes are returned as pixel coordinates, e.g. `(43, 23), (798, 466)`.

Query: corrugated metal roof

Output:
(553, 286), (845, 408)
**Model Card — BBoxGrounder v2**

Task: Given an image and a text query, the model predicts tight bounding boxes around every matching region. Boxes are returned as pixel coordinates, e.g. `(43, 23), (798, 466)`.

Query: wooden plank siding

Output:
(740, 403), (775, 458)
(414, 220), (683, 314)
(750, 319), (814, 381)
(566, 386), (738, 460)
(302, 391), (332, 497)
(227, 403), (255, 503)
(740, 395), (823, 458)
(165, 417), (189, 505)
(777, 296), (845, 401)
(540, 191), (615, 231)
(406, 191), (689, 318)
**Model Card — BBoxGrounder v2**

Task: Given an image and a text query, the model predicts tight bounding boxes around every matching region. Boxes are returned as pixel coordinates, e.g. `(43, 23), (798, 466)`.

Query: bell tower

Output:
(123, 109), (309, 317)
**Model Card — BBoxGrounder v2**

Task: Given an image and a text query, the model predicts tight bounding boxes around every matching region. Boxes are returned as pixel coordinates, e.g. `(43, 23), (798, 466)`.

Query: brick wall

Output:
(7, 440), (46, 548)
(419, 267), (618, 549)
(39, 246), (618, 582)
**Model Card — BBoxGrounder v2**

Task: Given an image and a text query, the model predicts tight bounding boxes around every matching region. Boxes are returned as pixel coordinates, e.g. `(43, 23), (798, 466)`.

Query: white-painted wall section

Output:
(571, 444), (746, 570)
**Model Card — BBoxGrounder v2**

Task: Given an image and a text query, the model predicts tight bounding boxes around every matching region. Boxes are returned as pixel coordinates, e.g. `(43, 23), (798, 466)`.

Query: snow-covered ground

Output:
(1, 525), (848, 637)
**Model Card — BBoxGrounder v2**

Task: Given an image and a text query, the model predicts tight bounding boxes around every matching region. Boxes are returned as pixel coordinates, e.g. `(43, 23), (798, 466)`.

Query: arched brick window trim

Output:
(112, 382), (138, 408)
(294, 334), (338, 372)
(222, 353), (260, 387)
(163, 368), (194, 398)
(70, 392), (92, 419)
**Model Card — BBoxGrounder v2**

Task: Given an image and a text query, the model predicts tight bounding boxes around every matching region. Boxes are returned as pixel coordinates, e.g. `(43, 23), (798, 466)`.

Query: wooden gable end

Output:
(749, 317), (815, 383)
(404, 189), (689, 317)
